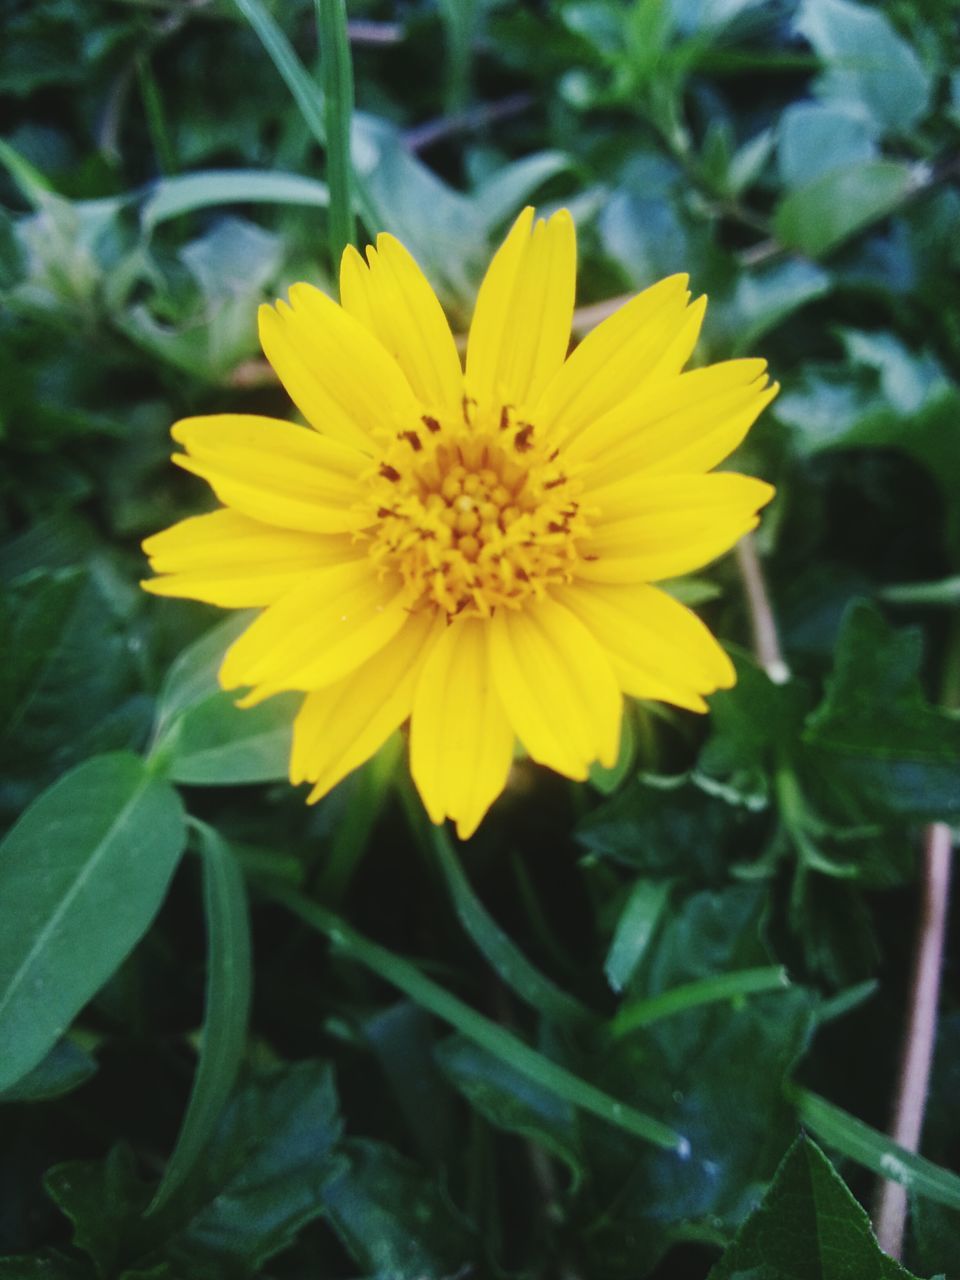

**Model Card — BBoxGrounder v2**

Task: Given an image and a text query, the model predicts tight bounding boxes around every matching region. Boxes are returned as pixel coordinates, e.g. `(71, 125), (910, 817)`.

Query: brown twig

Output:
(403, 93), (535, 153)
(873, 822), (953, 1259)
(734, 535), (790, 683)
(347, 19), (404, 46)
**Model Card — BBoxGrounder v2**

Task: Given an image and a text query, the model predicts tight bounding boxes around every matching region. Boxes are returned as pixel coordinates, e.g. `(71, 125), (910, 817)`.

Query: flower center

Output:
(361, 404), (590, 617)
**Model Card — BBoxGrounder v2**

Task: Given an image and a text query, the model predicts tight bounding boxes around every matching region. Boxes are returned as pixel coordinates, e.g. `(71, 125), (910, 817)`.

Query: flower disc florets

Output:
(363, 402), (589, 618)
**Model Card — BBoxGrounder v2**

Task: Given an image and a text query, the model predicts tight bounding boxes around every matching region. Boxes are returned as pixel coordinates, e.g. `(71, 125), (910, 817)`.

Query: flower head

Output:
(143, 207), (777, 838)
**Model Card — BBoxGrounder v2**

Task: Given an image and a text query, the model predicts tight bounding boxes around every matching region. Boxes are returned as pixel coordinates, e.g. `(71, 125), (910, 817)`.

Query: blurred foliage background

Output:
(2, 0), (960, 1277)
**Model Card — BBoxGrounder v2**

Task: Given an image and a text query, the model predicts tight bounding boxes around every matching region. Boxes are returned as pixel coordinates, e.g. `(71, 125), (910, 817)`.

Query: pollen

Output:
(362, 410), (590, 617)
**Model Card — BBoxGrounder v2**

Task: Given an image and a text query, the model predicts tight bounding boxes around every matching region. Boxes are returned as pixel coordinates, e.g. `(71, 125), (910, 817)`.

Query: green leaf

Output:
(151, 614), (251, 744)
(578, 772), (755, 877)
(320, 1139), (475, 1278)
(583, 888), (817, 1259)
(803, 602), (960, 821)
(436, 1035), (585, 1190)
(0, 1255), (92, 1278)
(270, 886), (687, 1153)
(604, 877), (672, 994)
(589, 706), (637, 795)
(160, 690), (299, 787)
(232, 0), (380, 232)
(696, 652), (811, 811)
(0, 569), (85, 743)
(168, 1062), (343, 1273)
(709, 1134), (919, 1278)
(315, 0), (356, 266)
(790, 1087), (960, 1214)
(610, 965), (790, 1039)
(431, 825), (592, 1028)
(0, 1038), (96, 1104)
(147, 824), (251, 1214)
(45, 1146), (150, 1278)
(722, 257), (831, 353)
(773, 160), (918, 258)
(140, 169), (330, 232)
(150, 615), (297, 786)
(796, 0), (932, 134)
(778, 101), (877, 187)
(0, 753), (186, 1092)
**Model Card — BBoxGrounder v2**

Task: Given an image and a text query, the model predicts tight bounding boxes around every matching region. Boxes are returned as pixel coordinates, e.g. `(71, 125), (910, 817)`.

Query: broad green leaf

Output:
(471, 150), (573, 232)
(320, 1139), (475, 1278)
(708, 1134), (919, 1278)
(0, 568), (85, 740)
(151, 613), (252, 743)
(140, 170), (330, 232)
(578, 771), (755, 877)
(696, 652), (811, 811)
(0, 753), (186, 1091)
(160, 691), (299, 786)
(149, 602), (296, 787)
(0, 1038), (96, 1104)
(0, 569), (145, 809)
(790, 1087), (960, 1213)
(363, 1002), (455, 1164)
(582, 888), (817, 1258)
(796, 0), (932, 134)
(167, 1062), (343, 1273)
(803, 602), (960, 821)
(45, 1145), (150, 1277)
(774, 160), (917, 258)
(147, 824), (251, 1214)
(778, 101), (877, 188)
(436, 1035), (585, 1190)
(722, 257), (831, 353)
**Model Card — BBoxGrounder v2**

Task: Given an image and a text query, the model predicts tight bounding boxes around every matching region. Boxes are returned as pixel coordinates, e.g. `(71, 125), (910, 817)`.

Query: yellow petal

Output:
(531, 275), (694, 445)
(258, 283), (422, 453)
(489, 597), (621, 779)
(555, 581), (734, 711)
(577, 473), (775, 582)
(141, 509), (361, 607)
(292, 607), (444, 802)
(567, 360), (778, 476)
(409, 616), (515, 840)
(170, 414), (368, 534)
(340, 235), (463, 415)
(219, 560), (408, 697)
(465, 207), (576, 413)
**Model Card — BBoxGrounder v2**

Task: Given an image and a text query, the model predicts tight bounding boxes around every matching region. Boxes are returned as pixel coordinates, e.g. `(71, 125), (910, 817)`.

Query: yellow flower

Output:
(143, 207), (777, 838)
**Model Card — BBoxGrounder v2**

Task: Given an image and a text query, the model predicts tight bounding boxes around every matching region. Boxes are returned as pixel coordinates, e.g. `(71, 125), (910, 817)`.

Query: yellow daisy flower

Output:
(143, 207), (777, 839)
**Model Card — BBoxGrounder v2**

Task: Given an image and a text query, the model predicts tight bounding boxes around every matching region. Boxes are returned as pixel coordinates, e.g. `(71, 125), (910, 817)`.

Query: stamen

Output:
(364, 404), (590, 618)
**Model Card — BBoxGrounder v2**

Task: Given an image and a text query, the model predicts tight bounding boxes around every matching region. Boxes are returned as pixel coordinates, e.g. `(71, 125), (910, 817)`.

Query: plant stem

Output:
(735, 534), (790, 683)
(315, 0), (356, 265)
(873, 622), (960, 1258)
(267, 885), (688, 1154)
(873, 824), (953, 1258)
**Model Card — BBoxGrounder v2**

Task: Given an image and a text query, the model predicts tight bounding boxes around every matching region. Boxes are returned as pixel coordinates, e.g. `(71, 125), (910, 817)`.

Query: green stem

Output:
(137, 54), (177, 176)
(790, 1085), (960, 1213)
(266, 885), (687, 1155)
(429, 823), (593, 1029)
(610, 966), (789, 1039)
(315, 0), (356, 265)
